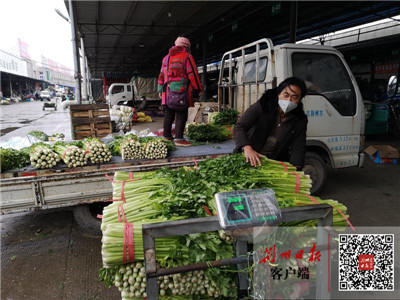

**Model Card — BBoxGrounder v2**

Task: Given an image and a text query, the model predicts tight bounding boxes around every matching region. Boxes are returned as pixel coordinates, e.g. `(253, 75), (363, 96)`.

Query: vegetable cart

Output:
(42, 101), (57, 111)
(0, 142), (234, 235)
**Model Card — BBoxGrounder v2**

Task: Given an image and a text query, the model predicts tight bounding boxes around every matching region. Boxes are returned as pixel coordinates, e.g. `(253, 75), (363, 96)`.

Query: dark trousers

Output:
(163, 107), (188, 139)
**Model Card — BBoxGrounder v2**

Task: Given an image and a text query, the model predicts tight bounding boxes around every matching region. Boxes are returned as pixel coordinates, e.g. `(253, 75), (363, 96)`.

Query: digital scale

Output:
(215, 188), (282, 230)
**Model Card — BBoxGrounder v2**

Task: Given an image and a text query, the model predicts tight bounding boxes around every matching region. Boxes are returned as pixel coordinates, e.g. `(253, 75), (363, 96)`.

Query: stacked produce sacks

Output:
(136, 112), (152, 123)
(100, 154), (351, 299)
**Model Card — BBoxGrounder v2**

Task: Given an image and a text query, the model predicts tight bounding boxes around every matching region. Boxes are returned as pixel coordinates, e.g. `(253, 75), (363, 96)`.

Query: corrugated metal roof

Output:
(65, 1), (400, 77)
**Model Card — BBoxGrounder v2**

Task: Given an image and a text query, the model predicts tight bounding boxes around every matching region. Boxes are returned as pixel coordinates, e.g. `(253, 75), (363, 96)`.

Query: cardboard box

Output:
(364, 145), (399, 159)
(187, 102), (219, 124)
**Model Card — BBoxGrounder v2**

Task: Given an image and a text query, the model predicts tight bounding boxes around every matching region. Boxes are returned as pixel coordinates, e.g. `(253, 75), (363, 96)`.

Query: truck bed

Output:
(0, 141), (235, 214)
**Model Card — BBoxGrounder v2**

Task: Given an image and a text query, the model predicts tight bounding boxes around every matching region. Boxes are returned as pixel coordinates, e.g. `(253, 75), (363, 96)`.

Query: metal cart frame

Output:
(143, 203), (333, 299)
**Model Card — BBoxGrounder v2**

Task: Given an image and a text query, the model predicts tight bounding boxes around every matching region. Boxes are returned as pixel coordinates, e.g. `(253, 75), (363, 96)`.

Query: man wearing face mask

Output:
(233, 77), (308, 169)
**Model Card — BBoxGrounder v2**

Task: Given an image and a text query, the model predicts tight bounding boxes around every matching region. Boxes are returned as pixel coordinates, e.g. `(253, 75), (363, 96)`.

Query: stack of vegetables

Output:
(136, 112), (152, 123)
(118, 135), (169, 161)
(54, 141), (89, 168)
(29, 143), (60, 169)
(210, 108), (239, 126)
(83, 137), (112, 164)
(186, 108), (239, 143)
(121, 136), (146, 160)
(99, 154), (350, 299)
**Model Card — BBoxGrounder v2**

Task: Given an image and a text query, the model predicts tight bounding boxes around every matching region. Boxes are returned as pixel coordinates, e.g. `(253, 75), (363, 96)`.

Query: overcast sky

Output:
(0, 0), (73, 70)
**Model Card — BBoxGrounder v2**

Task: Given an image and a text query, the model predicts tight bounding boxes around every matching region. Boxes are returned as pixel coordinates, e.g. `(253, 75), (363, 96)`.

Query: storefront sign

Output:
(375, 63), (399, 74)
(0, 50), (28, 77)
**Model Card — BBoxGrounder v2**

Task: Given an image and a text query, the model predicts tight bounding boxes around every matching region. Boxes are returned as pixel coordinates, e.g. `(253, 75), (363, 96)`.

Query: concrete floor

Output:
(1, 101), (400, 299)
(0, 100), (165, 142)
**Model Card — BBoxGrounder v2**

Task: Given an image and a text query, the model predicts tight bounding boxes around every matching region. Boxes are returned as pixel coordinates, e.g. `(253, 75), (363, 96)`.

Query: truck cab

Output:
(106, 77), (161, 108)
(106, 83), (134, 107)
(218, 38), (365, 194)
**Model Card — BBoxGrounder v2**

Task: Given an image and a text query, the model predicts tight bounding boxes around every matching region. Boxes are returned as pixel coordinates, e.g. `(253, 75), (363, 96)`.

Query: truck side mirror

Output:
(387, 75), (398, 98)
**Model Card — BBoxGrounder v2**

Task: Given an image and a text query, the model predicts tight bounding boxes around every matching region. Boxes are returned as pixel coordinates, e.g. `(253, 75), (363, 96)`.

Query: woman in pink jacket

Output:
(158, 36), (203, 146)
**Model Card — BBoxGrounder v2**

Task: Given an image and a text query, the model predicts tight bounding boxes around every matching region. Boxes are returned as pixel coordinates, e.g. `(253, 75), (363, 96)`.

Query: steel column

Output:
(289, 1), (298, 43)
(80, 37), (88, 101)
(68, 0), (81, 103)
(201, 35), (207, 101)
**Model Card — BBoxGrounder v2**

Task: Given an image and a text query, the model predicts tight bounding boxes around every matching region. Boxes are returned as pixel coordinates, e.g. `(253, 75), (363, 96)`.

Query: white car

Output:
(40, 90), (51, 101)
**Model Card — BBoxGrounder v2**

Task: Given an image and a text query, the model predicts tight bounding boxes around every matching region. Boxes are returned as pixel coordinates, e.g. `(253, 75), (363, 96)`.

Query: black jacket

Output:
(233, 88), (308, 167)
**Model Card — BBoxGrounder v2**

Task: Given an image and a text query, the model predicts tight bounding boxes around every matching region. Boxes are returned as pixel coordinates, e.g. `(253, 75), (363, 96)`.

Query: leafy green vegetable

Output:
(211, 108), (239, 125)
(100, 154), (350, 299)
(107, 136), (124, 156)
(0, 147), (30, 171)
(186, 123), (230, 143)
(28, 130), (48, 141)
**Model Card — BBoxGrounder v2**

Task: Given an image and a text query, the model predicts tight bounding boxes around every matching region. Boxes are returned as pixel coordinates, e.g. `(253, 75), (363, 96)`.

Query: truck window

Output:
(127, 85), (131, 92)
(111, 85), (124, 94)
(292, 53), (356, 116)
(244, 57), (267, 83)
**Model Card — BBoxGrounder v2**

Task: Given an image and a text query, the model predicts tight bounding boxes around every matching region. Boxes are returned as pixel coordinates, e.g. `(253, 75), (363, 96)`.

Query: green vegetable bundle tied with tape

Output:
(29, 143), (60, 169)
(54, 141), (88, 168)
(120, 135), (169, 160)
(99, 154), (351, 299)
(83, 137), (112, 164)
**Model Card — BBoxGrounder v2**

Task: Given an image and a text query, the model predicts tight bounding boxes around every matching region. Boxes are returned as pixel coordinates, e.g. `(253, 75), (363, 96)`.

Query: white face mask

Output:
(278, 99), (298, 113)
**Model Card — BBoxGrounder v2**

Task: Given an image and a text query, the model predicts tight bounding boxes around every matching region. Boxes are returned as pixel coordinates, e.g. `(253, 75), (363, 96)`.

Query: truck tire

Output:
(73, 204), (103, 236)
(303, 152), (328, 195)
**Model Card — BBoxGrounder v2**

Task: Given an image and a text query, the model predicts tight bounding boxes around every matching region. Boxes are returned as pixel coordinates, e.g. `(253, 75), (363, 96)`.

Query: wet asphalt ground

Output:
(1, 101), (400, 299)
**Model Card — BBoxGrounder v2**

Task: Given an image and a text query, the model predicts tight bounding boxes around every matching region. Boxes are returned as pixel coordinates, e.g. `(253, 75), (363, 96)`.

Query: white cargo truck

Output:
(218, 38), (365, 193)
(106, 77), (160, 107)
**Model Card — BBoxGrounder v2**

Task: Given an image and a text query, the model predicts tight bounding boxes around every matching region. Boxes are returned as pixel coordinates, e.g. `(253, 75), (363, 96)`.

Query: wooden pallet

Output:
(70, 104), (111, 139)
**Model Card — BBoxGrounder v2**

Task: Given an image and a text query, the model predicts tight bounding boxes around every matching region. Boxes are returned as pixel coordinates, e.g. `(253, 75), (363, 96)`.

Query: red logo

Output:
(358, 254), (374, 270)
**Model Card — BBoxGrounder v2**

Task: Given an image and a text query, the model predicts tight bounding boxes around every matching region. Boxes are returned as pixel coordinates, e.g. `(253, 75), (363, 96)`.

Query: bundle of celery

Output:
(121, 138), (145, 160)
(100, 154), (350, 299)
(102, 221), (178, 267)
(53, 142), (88, 167)
(120, 136), (169, 160)
(100, 171), (172, 266)
(143, 139), (168, 159)
(113, 265), (232, 300)
(29, 143), (60, 169)
(83, 137), (112, 163)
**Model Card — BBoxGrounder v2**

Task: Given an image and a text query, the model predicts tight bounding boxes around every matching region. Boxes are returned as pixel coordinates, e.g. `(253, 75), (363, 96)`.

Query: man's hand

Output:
(243, 145), (264, 167)
(158, 93), (162, 99)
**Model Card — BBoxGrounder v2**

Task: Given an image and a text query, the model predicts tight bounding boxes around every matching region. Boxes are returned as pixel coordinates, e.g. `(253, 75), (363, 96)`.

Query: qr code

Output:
(338, 234), (394, 291)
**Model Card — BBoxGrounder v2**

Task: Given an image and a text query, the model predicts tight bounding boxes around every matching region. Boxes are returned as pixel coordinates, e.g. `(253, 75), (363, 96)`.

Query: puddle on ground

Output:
(0, 127), (20, 136)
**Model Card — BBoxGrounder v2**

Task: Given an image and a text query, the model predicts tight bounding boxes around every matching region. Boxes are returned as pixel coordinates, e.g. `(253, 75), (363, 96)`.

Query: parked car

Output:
(40, 90), (51, 101)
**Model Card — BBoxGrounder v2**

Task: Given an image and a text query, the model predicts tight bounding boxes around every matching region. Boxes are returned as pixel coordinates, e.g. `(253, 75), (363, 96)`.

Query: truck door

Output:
(288, 50), (363, 168)
(109, 84), (126, 106)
